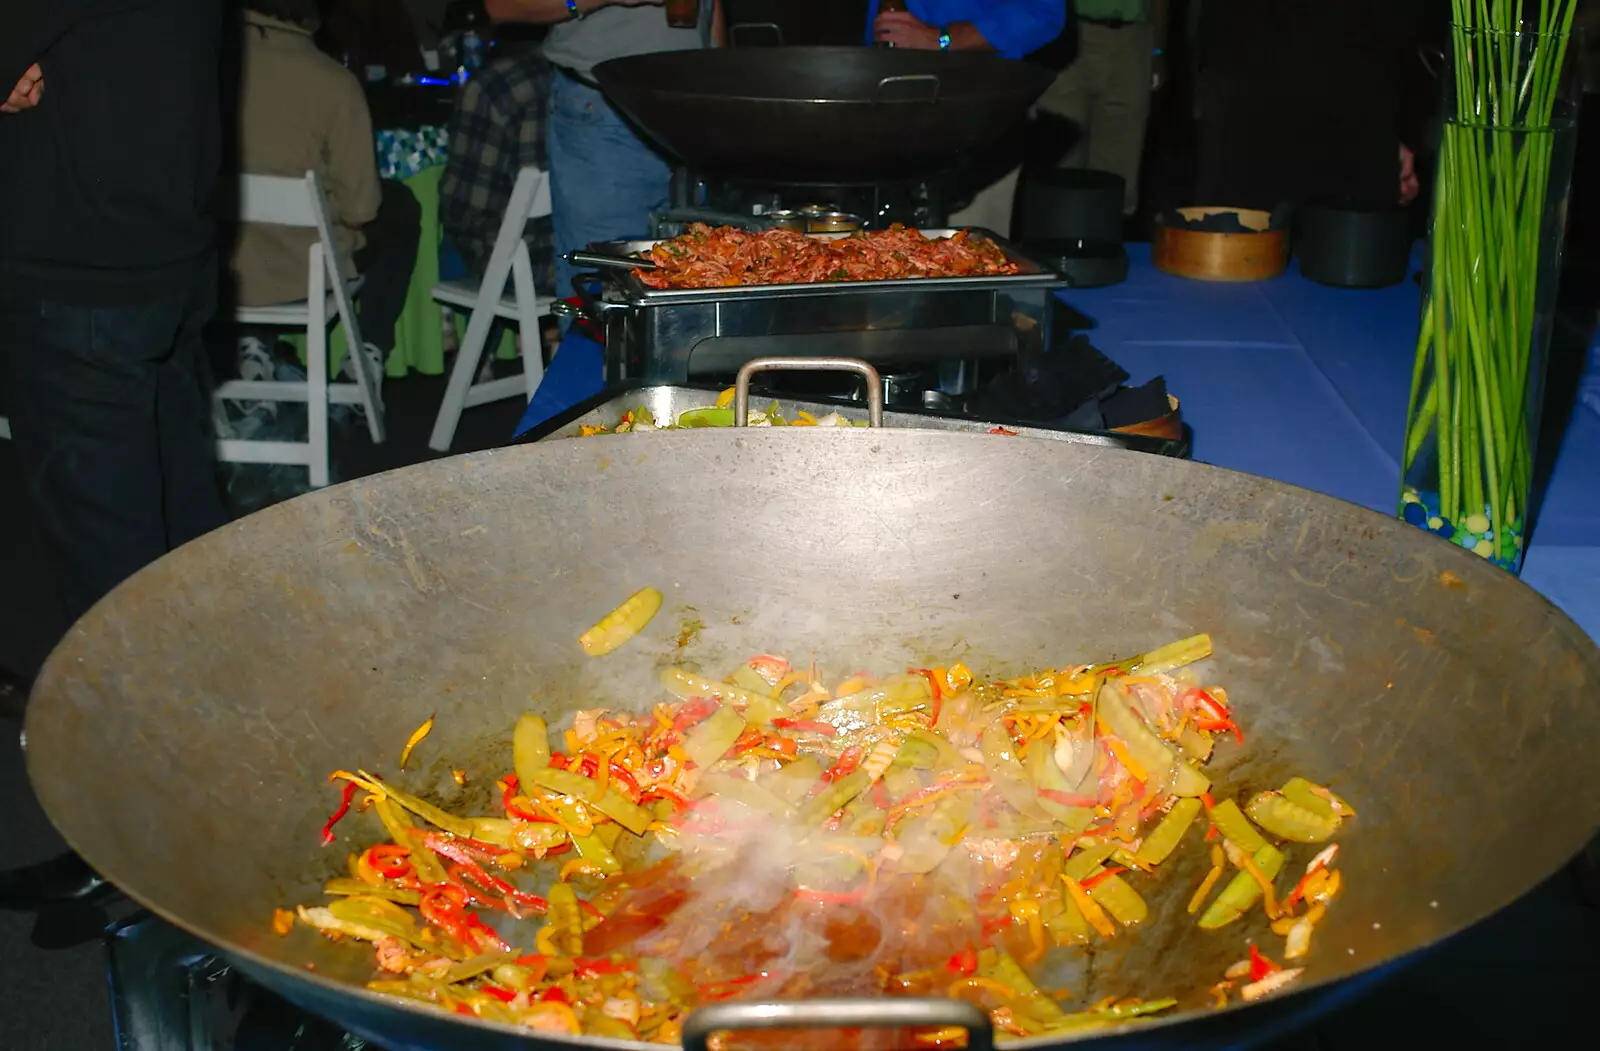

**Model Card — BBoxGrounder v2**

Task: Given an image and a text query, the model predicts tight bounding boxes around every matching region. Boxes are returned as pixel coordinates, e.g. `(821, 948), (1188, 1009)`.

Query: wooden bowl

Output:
(1152, 207), (1290, 282)
(1110, 394), (1183, 442)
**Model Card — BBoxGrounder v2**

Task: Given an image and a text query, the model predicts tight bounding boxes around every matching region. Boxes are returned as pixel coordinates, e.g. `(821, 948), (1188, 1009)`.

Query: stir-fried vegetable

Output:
(280, 636), (1356, 1043)
(577, 587), (663, 657)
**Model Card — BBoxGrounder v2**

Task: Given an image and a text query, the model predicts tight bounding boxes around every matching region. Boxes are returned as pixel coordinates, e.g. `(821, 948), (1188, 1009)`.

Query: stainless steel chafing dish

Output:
(519, 357), (1188, 460)
(570, 229), (1069, 384)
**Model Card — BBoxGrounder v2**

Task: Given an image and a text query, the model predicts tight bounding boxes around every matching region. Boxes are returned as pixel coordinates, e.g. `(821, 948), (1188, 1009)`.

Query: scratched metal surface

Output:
(22, 429), (1600, 1051)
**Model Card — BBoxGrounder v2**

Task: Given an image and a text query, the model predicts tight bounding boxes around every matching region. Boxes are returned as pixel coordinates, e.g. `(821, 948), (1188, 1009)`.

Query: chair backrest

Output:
(237, 173), (319, 228)
(477, 166), (551, 292)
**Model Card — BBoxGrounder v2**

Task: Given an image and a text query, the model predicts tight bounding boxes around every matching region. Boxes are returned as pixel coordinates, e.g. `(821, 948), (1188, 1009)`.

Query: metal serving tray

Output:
(519, 383), (1188, 459)
(576, 229), (1070, 384)
(590, 228), (1065, 305)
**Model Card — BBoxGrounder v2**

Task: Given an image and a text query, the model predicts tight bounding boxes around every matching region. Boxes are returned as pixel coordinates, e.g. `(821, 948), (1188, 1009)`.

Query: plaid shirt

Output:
(439, 52), (554, 292)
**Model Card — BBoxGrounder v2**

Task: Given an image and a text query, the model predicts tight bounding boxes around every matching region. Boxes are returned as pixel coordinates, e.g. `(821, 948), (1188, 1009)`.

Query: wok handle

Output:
(733, 357), (884, 428)
(874, 73), (942, 103)
(566, 250), (658, 272)
(681, 998), (994, 1051)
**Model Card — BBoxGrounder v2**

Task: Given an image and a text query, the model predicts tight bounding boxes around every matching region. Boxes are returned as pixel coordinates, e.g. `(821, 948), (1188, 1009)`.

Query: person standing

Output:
(0, 0), (229, 912)
(483, 0), (720, 303)
(864, 0), (1066, 236)
(1036, 0), (1169, 216)
(0, 0), (230, 626)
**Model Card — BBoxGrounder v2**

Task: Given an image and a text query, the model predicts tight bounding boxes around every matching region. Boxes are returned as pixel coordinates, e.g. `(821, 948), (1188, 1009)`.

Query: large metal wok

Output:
(592, 47), (1054, 183)
(23, 429), (1600, 1051)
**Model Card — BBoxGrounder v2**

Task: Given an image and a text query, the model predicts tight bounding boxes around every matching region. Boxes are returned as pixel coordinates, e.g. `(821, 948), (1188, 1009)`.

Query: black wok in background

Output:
(593, 47), (1055, 183)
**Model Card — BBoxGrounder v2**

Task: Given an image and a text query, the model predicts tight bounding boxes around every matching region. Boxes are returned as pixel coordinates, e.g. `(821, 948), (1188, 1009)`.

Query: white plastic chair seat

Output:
(233, 278), (364, 326)
(431, 277), (523, 320)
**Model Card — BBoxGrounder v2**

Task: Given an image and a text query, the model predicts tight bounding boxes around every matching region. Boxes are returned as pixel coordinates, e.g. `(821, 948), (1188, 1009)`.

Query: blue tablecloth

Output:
(515, 246), (1600, 640)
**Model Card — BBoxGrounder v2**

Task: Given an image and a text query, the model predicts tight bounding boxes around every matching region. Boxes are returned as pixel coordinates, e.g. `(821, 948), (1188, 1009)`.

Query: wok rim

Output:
(23, 430), (1600, 1047)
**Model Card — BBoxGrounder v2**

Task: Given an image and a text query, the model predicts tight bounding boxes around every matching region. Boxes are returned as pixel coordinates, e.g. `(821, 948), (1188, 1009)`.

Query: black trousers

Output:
(351, 179), (421, 355)
(1, 256), (230, 623)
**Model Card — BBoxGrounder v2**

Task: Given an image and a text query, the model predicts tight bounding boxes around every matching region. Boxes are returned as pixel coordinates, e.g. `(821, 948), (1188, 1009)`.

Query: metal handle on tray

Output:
(681, 998), (994, 1051)
(733, 357), (884, 428)
(874, 73), (942, 103)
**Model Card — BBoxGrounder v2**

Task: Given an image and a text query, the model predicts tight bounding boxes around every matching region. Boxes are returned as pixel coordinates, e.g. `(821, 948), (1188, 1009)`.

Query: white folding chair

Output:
(216, 170), (385, 488)
(428, 165), (551, 452)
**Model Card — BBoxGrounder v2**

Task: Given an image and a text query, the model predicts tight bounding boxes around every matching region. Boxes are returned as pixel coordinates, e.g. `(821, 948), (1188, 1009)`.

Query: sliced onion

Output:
(1240, 967), (1305, 1001)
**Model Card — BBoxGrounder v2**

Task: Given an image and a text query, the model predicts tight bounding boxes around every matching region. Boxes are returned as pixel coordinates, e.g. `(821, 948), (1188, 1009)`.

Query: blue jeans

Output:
(0, 258), (229, 622)
(547, 72), (673, 304)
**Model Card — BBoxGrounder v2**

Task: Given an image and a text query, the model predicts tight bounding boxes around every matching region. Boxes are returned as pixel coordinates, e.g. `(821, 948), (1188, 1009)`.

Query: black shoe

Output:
(0, 851), (117, 911)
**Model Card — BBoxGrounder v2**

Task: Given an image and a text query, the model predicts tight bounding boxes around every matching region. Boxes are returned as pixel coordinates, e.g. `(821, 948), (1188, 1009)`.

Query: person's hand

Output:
(1399, 143), (1420, 205)
(875, 10), (942, 50)
(1, 63), (44, 114)
(1151, 52), (1169, 91)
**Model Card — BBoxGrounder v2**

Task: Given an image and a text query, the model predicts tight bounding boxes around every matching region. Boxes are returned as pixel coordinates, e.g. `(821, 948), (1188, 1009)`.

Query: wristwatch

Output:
(937, 29), (952, 50)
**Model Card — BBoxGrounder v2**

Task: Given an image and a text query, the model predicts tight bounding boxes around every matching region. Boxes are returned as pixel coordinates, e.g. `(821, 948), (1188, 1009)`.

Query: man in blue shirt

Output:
(867, 1), (1064, 60)
(866, 1), (1066, 236)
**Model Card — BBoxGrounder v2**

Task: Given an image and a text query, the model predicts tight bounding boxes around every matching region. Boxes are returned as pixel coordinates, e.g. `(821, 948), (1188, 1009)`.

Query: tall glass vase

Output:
(1399, 24), (1581, 573)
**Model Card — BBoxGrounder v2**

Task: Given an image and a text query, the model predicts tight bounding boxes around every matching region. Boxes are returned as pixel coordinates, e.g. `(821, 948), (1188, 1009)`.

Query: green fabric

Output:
(1075, 0), (1149, 21)
(291, 162), (516, 378)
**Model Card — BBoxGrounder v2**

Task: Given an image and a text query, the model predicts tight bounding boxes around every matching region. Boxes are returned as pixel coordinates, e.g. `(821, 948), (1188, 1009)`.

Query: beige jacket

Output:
(232, 12), (381, 306)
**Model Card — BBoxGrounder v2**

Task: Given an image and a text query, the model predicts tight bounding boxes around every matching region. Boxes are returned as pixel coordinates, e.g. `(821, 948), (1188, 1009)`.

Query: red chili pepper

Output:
(579, 898), (605, 921)
(1205, 824), (1220, 841)
(500, 776), (557, 823)
(698, 974), (764, 1001)
(944, 947), (979, 976)
(641, 786), (692, 814)
(1249, 944), (1282, 983)
(821, 745), (864, 784)
(870, 780), (892, 811)
(672, 697), (719, 732)
(1037, 788), (1100, 808)
(420, 886), (505, 953)
(575, 957), (637, 978)
(547, 752), (569, 770)
(987, 426), (1019, 436)
(731, 725), (766, 756)
(572, 753), (601, 779)
(910, 669), (943, 725)
(1199, 792), (1217, 810)
(453, 1003), (475, 1016)
(538, 986), (570, 1004)
(479, 983), (518, 1002)
(981, 914), (1012, 937)
(515, 953), (548, 969)
(364, 844), (413, 880)
(320, 781), (360, 846)
(607, 762), (643, 801)
(1080, 866), (1128, 891)
(771, 718), (838, 737)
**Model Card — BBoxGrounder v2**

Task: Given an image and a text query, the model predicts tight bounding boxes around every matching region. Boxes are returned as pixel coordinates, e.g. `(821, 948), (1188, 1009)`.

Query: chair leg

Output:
(308, 258), (331, 488)
(429, 303), (497, 452)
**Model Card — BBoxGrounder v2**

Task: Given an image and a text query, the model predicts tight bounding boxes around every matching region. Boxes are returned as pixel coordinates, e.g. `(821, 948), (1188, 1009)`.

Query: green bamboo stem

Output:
(1403, 1), (1574, 566)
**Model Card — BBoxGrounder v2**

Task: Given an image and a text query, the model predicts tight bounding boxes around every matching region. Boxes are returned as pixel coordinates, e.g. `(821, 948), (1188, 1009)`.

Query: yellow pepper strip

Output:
(399, 714), (435, 770)
(948, 976), (1020, 1002)
(272, 908), (295, 936)
(1061, 875), (1117, 939)
(533, 793), (595, 838)
(946, 663), (973, 693)
(1008, 899), (1046, 964)
(560, 859), (609, 881)
(1103, 734), (1150, 783)
(535, 926), (561, 956)
(577, 586), (663, 657)
(714, 386), (735, 408)
(1187, 864), (1224, 914)
(451, 769), (467, 786)
(1231, 844), (1283, 918)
